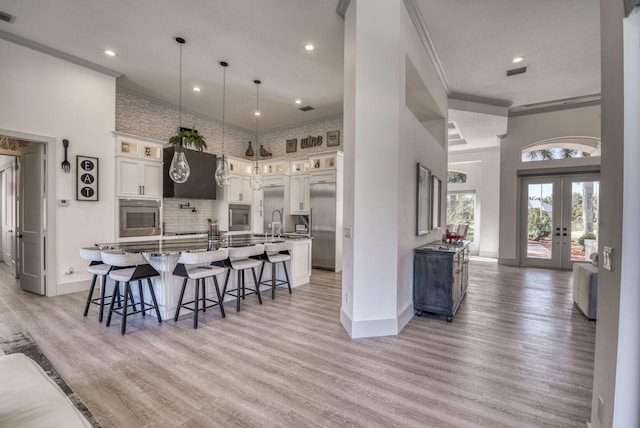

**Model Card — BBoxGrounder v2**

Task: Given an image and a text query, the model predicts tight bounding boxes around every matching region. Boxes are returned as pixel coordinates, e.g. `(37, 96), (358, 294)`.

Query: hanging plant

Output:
(169, 128), (207, 151)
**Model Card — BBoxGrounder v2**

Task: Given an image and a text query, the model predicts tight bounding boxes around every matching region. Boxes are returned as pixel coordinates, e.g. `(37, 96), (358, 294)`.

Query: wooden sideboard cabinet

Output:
(413, 241), (470, 322)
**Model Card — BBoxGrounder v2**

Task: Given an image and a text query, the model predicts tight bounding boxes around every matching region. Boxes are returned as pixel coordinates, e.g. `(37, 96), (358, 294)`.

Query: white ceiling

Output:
(0, 0), (601, 147)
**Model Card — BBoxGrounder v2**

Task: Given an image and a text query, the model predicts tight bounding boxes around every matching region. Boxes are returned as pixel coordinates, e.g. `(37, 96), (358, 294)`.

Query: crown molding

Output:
(0, 29), (121, 78)
(403, 0), (451, 94)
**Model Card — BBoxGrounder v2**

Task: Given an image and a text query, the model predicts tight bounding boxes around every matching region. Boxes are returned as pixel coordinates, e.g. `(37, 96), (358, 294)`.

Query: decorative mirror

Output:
(416, 163), (431, 235)
(432, 175), (442, 229)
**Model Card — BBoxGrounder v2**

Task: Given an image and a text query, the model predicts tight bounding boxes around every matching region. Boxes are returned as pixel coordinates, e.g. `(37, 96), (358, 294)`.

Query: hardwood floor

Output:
(0, 259), (595, 427)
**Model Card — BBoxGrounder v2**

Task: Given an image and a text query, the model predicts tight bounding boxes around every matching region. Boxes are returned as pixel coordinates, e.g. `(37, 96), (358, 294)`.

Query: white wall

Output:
(498, 105), (601, 265)
(591, 3), (640, 427)
(0, 39), (116, 295)
(448, 148), (500, 258)
(342, 0), (447, 338)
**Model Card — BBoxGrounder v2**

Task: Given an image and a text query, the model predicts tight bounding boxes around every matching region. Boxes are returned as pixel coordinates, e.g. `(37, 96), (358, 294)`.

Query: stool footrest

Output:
(178, 298), (222, 313)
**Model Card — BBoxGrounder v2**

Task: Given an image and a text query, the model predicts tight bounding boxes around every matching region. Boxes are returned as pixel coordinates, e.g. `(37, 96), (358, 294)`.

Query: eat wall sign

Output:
(76, 155), (99, 201)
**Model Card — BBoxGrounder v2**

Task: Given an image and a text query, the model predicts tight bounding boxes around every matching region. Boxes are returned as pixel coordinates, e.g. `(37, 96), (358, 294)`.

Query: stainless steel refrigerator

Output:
(310, 182), (336, 270)
(263, 184), (285, 233)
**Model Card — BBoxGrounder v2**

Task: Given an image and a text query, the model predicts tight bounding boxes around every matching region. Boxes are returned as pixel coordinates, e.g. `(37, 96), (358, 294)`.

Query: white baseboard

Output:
(479, 250), (498, 258)
(340, 305), (413, 339)
(55, 278), (91, 296)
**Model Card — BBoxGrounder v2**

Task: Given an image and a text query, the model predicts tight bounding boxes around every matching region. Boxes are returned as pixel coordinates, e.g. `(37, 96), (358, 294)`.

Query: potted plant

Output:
(169, 128), (207, 151)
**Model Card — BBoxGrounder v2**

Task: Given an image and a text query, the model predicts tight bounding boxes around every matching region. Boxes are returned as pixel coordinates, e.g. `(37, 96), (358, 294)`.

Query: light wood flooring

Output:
(0, 259), (595, 427)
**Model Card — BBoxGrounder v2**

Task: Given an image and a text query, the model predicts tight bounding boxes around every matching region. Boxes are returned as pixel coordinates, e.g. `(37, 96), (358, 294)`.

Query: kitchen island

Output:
(96, 235), (312, 320)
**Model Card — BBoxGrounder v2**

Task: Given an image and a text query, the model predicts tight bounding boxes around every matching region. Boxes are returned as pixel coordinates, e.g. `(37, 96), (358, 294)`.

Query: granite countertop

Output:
(96, 234), (310, 256)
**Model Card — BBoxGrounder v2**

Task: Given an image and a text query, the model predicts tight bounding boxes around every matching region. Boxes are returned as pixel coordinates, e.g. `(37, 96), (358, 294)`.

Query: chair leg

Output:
(221, 269), (230, 297)
(128, 287), (137, 312)
(271, 263), (276, 299)
(258, 262), (265, 291)
(193, 279), (200, 329)
(98, 275), (107, 323)
(174, 278), (188, 322)
(201, 278), (207, 313)
(241, 270), (246, 300)
(83, 274), (98, 316)
(235, 270), (241, 312)
(147, 278), (162, 323)
(116, 285), (122, 309)
(282, 261), (292, 294)
(251, 267), (262, 304)
(106, 281), (119, 327)
(213, 276), (225, 318)
(138, 280), (146, 317)
(121, 282), (130, 335)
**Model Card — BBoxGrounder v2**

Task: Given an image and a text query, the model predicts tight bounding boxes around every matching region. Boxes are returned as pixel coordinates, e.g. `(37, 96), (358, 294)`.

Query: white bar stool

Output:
(258, 242), (293, 299)
(80, 247), (112, 322)
(172, 248), (228, 329)
(222, 244), (265, 312)
(102, 250), (161, 335)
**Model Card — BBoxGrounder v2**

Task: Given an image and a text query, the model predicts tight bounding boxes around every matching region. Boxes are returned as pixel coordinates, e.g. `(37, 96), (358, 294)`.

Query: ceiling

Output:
(0, 0), (601, 148)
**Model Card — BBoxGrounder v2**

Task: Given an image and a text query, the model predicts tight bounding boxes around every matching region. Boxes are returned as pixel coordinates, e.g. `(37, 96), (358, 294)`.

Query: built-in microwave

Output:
(119, 199), (161, 237)
(229, 203), (251, 232)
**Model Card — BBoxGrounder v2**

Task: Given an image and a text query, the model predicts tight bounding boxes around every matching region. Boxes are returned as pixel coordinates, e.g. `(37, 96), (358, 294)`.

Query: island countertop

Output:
(96, 234), (302, 256)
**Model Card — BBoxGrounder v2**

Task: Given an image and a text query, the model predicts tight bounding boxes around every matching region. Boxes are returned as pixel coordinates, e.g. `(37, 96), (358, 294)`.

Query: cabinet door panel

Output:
(118, 158), (141, 196)
(141, 161), (163, 197)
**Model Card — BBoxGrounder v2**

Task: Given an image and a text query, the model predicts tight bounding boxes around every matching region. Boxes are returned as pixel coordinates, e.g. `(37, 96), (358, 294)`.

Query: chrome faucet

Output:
(271, 209), (283, 240)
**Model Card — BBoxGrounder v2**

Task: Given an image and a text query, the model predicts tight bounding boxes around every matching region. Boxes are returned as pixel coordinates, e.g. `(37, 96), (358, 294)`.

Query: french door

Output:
(520, 174), (599, 269)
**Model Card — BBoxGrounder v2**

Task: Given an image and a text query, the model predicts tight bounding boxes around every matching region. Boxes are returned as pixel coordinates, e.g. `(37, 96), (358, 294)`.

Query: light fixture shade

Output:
(214, 154), (230, 187)
(249, 161), (264, 191)
(169, 141), (190, 183)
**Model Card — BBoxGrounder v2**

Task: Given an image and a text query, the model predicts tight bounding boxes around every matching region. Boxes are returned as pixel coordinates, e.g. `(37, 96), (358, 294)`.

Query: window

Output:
(521, 137), (601, 162)
(447, 171), (467, 183)
(447, 192), (475, 242)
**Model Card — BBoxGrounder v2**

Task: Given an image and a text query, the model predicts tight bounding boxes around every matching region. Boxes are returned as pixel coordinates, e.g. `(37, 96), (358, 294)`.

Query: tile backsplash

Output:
(163, 198), (222, 234)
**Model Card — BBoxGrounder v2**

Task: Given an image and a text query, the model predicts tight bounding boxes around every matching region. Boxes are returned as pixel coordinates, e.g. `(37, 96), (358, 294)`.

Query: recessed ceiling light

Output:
(254, 111), (261, 116)
(512, 56), (524, 63)
(193, 86), (201, 92)
(304, 43), (315, 52)
(294, 99), (302, 104)
(104, 50), (117, 57)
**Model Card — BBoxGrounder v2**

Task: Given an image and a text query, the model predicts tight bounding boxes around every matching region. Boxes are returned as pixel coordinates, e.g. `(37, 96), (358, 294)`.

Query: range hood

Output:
(163, 147), (217, 199)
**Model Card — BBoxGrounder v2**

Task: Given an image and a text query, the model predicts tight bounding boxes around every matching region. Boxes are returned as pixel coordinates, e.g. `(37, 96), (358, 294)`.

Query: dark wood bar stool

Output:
(222, 244), (265, 312)
(80, 247), (112, 322)
(258, 242), (292, 299)
(173, 248), (228, 329)
(102, 250), (162, 335)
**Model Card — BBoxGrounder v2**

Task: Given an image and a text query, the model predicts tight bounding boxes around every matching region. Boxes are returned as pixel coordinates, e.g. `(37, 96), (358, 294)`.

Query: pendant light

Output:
(168, 36), (191, 184)
(249, 79), (264, 191)
(214, 61), (230, 187)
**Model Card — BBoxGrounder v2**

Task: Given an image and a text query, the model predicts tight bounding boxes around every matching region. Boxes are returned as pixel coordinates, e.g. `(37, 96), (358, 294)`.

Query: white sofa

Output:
(0, 351), (92, 428)
(572, 262), (599, 320)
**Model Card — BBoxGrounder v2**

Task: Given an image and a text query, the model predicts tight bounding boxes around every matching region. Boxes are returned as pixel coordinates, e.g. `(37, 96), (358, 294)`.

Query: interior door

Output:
(1, 161), (17, 276)
(521, 174), (599, 269)
(20, 144), (46, 295)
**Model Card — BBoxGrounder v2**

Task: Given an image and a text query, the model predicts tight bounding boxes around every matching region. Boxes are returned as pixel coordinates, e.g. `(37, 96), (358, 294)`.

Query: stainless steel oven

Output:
(119, 199), (161, 237)
(229, 203), (251, 232)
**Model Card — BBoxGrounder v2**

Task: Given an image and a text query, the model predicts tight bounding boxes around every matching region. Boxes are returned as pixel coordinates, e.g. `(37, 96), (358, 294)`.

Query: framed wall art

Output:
(326, 130), (340, 147)
(432, 175), (442, 229)
(286, 138), (297, 153)
(76, 155), (98, 201)
(416, 163), (431, 235)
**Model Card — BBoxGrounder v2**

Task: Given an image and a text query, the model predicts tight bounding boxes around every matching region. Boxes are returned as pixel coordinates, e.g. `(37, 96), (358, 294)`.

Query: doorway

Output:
(520, 174), (600, 269)
(0, 130), (53, 295)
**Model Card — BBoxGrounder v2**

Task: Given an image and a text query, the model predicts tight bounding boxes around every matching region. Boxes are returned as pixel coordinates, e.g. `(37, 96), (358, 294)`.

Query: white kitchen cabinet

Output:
(253, 208), (264, 234)
(115, 133), (163, 199)
(291, 239), (312, 286)
(290, 174), (310, 213)
(228, 175), (251, 203)
(309, 170), (336, 184)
